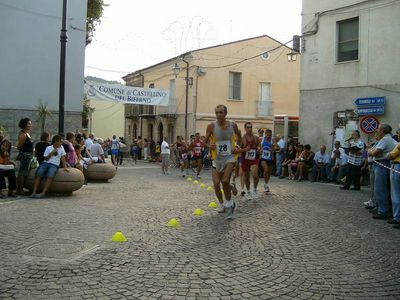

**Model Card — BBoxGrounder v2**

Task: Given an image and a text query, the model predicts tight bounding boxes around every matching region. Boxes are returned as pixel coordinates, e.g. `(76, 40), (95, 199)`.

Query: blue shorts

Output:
(36, 163), (59, 178)
(111, 149), (119, 156)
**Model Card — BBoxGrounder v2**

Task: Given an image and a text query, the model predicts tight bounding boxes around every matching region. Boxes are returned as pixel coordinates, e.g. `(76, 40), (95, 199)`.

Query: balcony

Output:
(139, 105), (156, 118)
(157, 97), (177, 118)
(256, 100), (273, 117)
(125, 104), (140, 119)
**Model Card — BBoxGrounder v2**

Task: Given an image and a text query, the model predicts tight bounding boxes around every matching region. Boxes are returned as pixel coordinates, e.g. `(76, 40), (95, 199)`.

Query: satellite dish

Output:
(260, 51), (270, 60)
(197, 67), (207, 76)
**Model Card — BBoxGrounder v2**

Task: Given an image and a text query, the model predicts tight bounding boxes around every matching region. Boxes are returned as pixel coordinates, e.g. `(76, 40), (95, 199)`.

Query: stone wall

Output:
(0, 109), (82, 145)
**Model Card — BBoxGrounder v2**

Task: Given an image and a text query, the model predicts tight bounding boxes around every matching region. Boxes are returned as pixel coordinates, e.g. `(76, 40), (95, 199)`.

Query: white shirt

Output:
(277, 138), (285, 152)
(44, 145), (66, 166)
(161, 141), (170, 154)
(314, 151), (330, 164)
(90, 143), (104, 157)
(85, 138), (94, 151)
(331, 147), (345, 159)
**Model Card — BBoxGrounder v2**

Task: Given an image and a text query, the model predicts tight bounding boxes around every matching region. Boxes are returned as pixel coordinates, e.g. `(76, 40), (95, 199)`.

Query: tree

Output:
(82, 97), (95, 130)
(86, 0), (106, 45)
(36, 102), (53, 134)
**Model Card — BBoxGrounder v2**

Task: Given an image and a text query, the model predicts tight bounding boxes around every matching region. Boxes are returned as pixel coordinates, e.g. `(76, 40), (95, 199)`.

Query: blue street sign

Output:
(356, 106), (385, 116)
(354, 96), (386, 106)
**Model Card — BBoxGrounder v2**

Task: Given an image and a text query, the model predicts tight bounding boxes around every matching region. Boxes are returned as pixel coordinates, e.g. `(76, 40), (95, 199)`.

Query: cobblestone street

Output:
(1, 162), (400, 299)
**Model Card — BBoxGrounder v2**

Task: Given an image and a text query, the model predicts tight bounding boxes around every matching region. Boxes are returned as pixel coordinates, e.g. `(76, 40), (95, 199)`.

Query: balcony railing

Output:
(157, 97), (177, 117)
(125, 104), (140, 118)
(256, 100), (273, 117)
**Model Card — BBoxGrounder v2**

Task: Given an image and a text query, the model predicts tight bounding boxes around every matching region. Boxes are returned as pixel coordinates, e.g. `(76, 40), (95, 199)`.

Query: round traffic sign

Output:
(360, 115), (380, 134)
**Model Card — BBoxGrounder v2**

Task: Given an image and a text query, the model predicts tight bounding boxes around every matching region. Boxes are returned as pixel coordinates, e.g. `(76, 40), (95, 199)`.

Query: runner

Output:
(188, 133), (204, 179)
(259, 129), (279, 194)
(240, 122), (260, 200)
(175, 136), (189, 177)
(203, 104), (242, 220)
(110, 135), (120, 167)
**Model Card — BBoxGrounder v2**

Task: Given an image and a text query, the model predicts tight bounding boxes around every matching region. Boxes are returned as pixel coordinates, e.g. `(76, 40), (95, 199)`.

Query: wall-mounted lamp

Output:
(172, 63), (193, 86)
(287, 52), (298, 62)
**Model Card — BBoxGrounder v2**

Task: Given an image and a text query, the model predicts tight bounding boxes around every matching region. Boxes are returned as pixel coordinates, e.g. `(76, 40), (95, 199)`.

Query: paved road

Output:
(1, 162), (400, 299)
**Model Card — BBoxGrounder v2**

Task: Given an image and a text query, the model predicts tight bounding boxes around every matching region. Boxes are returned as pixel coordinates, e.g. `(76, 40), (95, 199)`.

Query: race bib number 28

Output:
(216, 140), (231, 156)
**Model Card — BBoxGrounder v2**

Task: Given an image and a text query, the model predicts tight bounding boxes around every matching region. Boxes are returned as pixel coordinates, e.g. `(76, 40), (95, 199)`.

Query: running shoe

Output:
(264, 184), (270, 193)
(231, 183), (238, 196)
(245, 191), (253, 201)
(196, 175), (202, 180)
(226, 207), (233, 220)
(240, 190), (246, 196)
(252, 190), (260, 199)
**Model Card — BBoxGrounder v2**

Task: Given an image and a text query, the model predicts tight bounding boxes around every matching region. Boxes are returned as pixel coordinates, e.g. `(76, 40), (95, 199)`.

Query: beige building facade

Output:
(123, 35), (300, 144)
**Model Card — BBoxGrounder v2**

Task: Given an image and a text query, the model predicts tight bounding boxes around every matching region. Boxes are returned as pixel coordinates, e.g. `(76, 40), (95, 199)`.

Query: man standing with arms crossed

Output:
(204, 105), (242, 220)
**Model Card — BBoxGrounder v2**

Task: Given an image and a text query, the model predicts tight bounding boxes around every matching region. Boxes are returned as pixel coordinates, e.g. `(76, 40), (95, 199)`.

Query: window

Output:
(337, 17), (359, 62)
(229, 72), (242, 100)
(149, 83), (155, 88)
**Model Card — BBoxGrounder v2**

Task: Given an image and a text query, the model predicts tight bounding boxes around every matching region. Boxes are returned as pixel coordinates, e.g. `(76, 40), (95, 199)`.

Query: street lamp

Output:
(172, 60), (193, 141)
(58, 0), (68, 135)
(287, 52), (297, 62)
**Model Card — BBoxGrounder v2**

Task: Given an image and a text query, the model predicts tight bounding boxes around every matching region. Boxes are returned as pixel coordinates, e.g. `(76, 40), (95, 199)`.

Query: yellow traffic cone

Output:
(200, 183), (206, 188)
(193, 208), (204, 216)
(193, 180), (199, 184)
(207, 186), (213, 192)
(208, 201), (218, 208)
(187, 177), (193, 181)
(167, 218), (180, 228)
(111, 231), (127, 242)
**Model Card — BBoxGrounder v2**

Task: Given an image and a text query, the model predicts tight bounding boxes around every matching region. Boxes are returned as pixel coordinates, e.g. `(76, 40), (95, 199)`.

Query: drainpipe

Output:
(139, 73), (144, 137)
(182, 56), (189, 141)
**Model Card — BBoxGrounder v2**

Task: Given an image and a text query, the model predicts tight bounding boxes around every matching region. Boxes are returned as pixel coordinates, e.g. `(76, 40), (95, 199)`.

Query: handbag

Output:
(30, 157), (38, 170)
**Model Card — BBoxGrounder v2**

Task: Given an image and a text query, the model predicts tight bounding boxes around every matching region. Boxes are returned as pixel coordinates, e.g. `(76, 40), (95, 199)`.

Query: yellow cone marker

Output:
(200, 183), (206, 188)
(167, 218), (180, 228)
(193, 208), (204, 216)
(111, 231), (127, 242)
(193, 180), (199, 185)
(187, 177), (193, 181)
(208, 201), (218, 208)
(207, 186), (213, 192)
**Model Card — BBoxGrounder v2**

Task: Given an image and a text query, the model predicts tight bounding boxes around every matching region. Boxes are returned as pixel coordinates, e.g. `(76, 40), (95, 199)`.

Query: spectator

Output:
(85, 133), (94, 154)
(387, 142), (400, 229)
(393, 128), (400, 142)
(329, 150), (348, 184)
(364, 141), (377, 209)
(65, 132), (77, 167)
(288, 144), (303, 180)
(160, 137), (170, 175)
(341, 130), (364, 191)
(130, 140), (139, 164)
(275, 134), (286, 177)
(137, 136), (143, 160)
(0, 139), (17, 198)
(143, 138), (149, 161)
(368, 124), (397, 219)
(280, 143), (296, 179)
(16, 118), (34, 195)
(34, 132), (51, 165)
(91, 138), (105, 163)
(311, 145), (330, 182)
(30, 135), (69, 198)
(296, 144), (314, 181)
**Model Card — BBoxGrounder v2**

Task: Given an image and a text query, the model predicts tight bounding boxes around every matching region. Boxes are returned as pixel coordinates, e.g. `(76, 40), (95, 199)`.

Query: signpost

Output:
(354, 96), (386, 116)
(359, 115), (380, 134)
(356, 106), (384, 116)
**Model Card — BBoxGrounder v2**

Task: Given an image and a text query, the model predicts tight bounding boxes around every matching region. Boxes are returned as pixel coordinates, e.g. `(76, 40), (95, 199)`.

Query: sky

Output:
(84, 0), (303, 83)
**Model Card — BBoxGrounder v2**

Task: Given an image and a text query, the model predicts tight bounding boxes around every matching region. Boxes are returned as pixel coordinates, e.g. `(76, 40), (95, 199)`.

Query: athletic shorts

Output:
(241, 158), (259, 172)
(111, 149), (119, 156)
(260, 159), (273, 166)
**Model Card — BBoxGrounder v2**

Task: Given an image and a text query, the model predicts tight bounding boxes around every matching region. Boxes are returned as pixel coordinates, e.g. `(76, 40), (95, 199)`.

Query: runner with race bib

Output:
(188, 133), (204, 179)
(240, 122), (260, 200)
(259, 129), (278, 194)
(203, 105), (242, 220)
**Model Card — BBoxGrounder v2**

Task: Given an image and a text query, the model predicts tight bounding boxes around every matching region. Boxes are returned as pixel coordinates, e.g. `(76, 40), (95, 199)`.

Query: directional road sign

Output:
(354, 96), (386, 106)
(356, 106), (384, 116)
